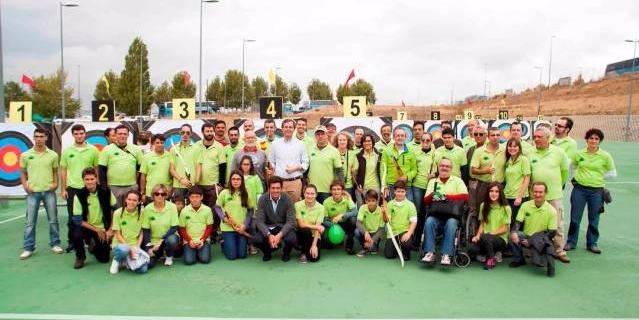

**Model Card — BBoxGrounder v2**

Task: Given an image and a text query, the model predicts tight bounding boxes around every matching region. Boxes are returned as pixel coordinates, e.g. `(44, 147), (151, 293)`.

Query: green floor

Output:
(1, 141), (638, 319)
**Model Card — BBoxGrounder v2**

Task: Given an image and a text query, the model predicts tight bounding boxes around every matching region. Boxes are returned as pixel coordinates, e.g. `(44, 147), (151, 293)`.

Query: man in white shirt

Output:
(267, 118), (309, 202)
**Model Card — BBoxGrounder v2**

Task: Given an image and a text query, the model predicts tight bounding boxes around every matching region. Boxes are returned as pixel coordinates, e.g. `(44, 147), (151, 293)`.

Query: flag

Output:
(344, 69), (355, 90)
(268, 68), (276, 84)
(101, 74), (110, 97)
(501, 98), (506, 107)
(182, 71), (191, 86)
(21, 74), (35, 90)
(401, 100), (406, 108)
(465, 97), (473, 105)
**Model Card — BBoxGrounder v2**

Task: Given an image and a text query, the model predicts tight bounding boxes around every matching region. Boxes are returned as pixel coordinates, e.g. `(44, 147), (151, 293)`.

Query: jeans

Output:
(221, 232), (247, 260)
(510, 231), (528, 263)
(184, 242), (212, 264)
(148, 234), (179, 268)
(411, 187), (426, 247)
(113, 244), (148, 273)
(423, 216), (458, 256)
(507, 198), (528, 231)
(354, 228), (384, 251)
(568, 184), (603, 248)
(23, 191), (60, 251)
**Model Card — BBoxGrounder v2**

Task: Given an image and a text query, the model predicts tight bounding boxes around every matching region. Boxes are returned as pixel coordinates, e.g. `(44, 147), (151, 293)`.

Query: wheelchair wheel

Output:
(454, 252), (471, 268)
(465, 214), (477, 244)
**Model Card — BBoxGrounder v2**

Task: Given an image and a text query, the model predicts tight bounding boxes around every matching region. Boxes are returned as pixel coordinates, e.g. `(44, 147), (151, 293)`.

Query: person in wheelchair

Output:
(421, 158), (469, 266)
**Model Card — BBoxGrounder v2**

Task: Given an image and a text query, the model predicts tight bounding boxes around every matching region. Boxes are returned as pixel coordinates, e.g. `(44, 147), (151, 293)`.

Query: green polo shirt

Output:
(141, 201), (179, 245)
(257, 137), (276, 156)
(552, 136), (578, 162)
(20, 147), (58, 192)
(112, 207), (143, 247)
(478, 203), (511, 242)
(296, 134), (315, 151)
(339, 149), (358, 189)
(573, 148), (616, 188)
(224, 143), (243, 185)
(413, 148), (435, 189)
(520, 140), (535, 157)
(295, 200), (325, 225)
(433, 144), (467, 178)
(504, 156), (531, 199)
(99, 143), (143, 186)
(407, 139), (423, 154)
(244, 174), (264, 210)
(386, 199), (416, 236)
(73, 191), (117, 231)
(170, 142), (200, 188)
(195, 140), (226, 186)
(374, 139), (393, 154)
(425, 176), (468, 197)
(178, 204), (213, 241)
(516, 200), (557, 237)
(308, 144), (342, 193)
(381, 144), (417, 186)
(357, 205), (384, 233)
(140, 151), (172, 197)
(60, 144), (99, 189)
(362, 151), (380, 192)
(322, 196), (356, 219)
(462, 136), (476, 152)
(470, 144), (507, 183)
(216, 189), (254, 232)
(529, 145), (569, 201)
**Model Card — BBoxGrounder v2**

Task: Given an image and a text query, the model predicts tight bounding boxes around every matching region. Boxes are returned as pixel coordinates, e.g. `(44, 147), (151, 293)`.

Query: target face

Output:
(0, 131), (34, 187)
(497, 122), (512, 143)
(85, 130), (109, 152)
(340, 126), (380, 141)
(394, 123), (413, 142)
(163, 128), (201, 151)
(425, 123), (443, 140)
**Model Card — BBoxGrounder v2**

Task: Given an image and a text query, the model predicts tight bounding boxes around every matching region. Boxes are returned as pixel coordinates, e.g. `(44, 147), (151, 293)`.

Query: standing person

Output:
(71, 168), (117, 269)
(380, 128), (417, 200)
(104, 127), (116, 145)
(137, 131), (151, 155)
(508, 121), (534, 156)
(252, 176), (298, 262)
(268, 119), (309, 203)
(169, 124), (199, 202)
(179, 186), (213, 265)
(334, 132), (358, 201)
(469, 182), (511, 270)
(258, 119), (278, 156)
(407, 121), (424, 153)
(237, 156), (264, 210)
(19, 128), (63, 259)
(355, 189), (385, 257)
(295, 184), (325, 263)
(469, 127), (507, 216)
(374, 123), (393, 153)
(433, 128), (467, 178)
(353, 127), (364, 152)
(433, 121), (463, 148)
(355, 134), (382, 196)
(551, 117), (578, 161)
(326, 123), (337, 143)
(382, 181), (417, 261)
(195, 122), (226, 211)
(217, 171), (254, 260)
(295, 118), (314, 150)
(232, 130), (267, 182)
(224, 127), (243, 185)
(463, 125), (486, 185)
(322, 180), (358, 255)
(142, 184), (179, 268)
(411, 132), (435, 249)
(110, 190), (148, 274)
(530, 126), (570, 263)
(566, 129), (616, 254)
(462, 119), (478, 151)
(241, 119), (255, 144)
(140, 134), (172, 203)
(213, 120), (229, 147)
(60, 124), (99, 253)
(504, 138), (531, 225)
(99, 124), (143, 207)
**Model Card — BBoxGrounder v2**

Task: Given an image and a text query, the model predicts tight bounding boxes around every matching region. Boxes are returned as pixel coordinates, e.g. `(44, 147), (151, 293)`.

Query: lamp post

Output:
(0, 0), (5, 122)
(548, 35), (556, 88)
(534, 66), (543, 116)
(625, 39), (638, 141)
(60, 2), (79, 121)
(241, 39), (255, 110)
(199, 0), (219, 117)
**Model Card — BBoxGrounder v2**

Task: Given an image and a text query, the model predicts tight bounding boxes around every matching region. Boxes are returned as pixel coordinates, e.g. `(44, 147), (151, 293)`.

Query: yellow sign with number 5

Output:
(8, 101), (32, 123)
(343, 96), (367, 118)
(172, 98), (195, 120)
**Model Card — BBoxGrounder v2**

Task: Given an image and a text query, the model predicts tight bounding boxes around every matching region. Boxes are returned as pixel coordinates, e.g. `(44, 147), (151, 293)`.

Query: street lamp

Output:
(199, 0), (219, 117)
(60, 1), (78, 121)
(534, 66), (543, 116)
(241, 39), (256, 110)
(624, 39), (638, 141)
(0, 1), (5, 122)
(548, 35), (556, 88)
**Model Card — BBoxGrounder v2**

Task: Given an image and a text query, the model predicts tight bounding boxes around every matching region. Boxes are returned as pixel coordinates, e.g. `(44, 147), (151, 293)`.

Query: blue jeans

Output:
(148, 234), (179, 268)
(568, 185), (603, 248)
(411, 187), (426, 248)
(423, 216), (458, 256)
(221, 232), (247, 260)
(113, 244), (148, 274)
(23, 191), (60, 251)
(510, 231), (528, 263)
(184, 242), (211, 265)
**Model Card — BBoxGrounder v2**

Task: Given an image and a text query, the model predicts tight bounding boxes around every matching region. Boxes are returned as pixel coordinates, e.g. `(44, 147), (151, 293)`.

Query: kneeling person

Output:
(179, 186), (213, 265)
(295, 184), (325, 263)
(142, 184), (179, 268)
(383, 181), (417, 261)
(110, 190), (149, 274)
(355, 189), (385, 257)
(322, 180), (358, 254)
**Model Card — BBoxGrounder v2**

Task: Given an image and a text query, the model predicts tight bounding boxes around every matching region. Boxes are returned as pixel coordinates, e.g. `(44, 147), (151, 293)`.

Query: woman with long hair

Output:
(295, 184), (325, 263)
(334, 132), (359, 203)
(239, 155), (263, 255)
(216, 170), (253, 260)
(503, 138), (531, 227)
(110, 190), (149, 274)
(354, 133), (381, 198)
(469, 182), (511, 270)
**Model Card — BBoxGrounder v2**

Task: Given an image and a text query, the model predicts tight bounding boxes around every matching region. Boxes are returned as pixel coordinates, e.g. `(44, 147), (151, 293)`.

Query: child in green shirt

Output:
(322, 180), (358, 254)
(355, 189), (385, 257)
(382, 181), (417, 261)
(110, 190), (148, 274)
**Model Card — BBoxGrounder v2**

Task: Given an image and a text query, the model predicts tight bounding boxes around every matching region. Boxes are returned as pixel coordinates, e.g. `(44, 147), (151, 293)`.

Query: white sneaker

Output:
(440, 254), (451, 265)
(476, 254), (486, 263)
(164, 257), (174, 266)
(109, 259), (120, 274)
(51, 246), (64, 254)
(19, 250), (33, 260)
(495, 252), (503, 263)
(421, 252), (435, 263)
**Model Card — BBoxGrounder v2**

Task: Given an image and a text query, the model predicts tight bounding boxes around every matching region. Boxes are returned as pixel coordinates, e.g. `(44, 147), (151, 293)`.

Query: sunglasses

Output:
(180, 131), (191, 135)
(154, 192), (167, 197)
(422, 139), (432, 143)
(473, 133), (485, 136)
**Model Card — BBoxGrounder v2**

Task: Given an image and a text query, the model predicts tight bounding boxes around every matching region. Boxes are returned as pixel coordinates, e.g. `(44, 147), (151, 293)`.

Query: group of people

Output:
(18, 116), (616, 277)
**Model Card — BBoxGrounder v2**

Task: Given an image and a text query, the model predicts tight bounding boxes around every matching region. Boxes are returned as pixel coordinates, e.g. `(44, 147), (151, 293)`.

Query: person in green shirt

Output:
(308, 126), (344, 203)
(353, 127), (364, 152)
(295, 118), (315, 151)
(142, 184), (179, 268)
(382, 180), (417, 261)
(433, 128), (467, 178)
(374, 123), (393, 153)
(295, 184), (325, 263)
(140, 134), (172, 202)
(179, 186), (213, 265)
(355, 134), (381, 196)
(504, 138), (531, 226)
(470, 127), (507, 217)
(169, 124), (199, 202)
(469, 182), (511, 270)
(566, 128), (616, 254)
(334, 132), (359, 203)
(217, 171), (254, 260)
(322, 180), (358, 254)
(407, 121), (425, 153)
(224, 126), (243, 185)
(380, 128), (417, 201)
(411, 132), (435, 249)
(238, 155), (263, 256)
(195, 122), (226, 234)
(19, 128), (63, 260)
(355, 189), (385, 257)
(461, 119), (478, 152)
(110, 190), (148, 274)
(551, 117), (578, 161)
(257, 119), (278, 156)
(508, 121), (534, 156)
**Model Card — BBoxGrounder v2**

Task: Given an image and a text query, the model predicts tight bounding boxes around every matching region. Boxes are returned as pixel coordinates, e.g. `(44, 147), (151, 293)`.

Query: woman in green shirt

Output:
(504, 138), (531, 227)
(355, 134), (381, 197)
(469, 182), (511, 270)
(239, 156), (263, 255)
(142, 184), (179, 268)
(334, 132), (359, 204)
(217, 170), (253, 260)
(110, 190), (148, 274)
(411, 132), (435, 249)
(295, 184), (325, 263)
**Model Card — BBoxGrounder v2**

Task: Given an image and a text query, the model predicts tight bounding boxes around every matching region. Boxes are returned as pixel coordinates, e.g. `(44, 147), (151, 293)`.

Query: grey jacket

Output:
(255, 192), (296, 237)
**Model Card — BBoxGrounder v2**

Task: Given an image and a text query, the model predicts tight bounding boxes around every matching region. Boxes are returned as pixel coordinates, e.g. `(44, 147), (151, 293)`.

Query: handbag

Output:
(428, 182), (465, 219)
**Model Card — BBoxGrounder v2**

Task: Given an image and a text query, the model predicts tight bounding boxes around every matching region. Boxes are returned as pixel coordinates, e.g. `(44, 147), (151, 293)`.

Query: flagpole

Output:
(0, 0), (4, 122)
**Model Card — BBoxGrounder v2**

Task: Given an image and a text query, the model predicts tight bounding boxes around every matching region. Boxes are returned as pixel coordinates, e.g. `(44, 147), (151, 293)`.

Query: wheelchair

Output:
(419, 201), (472, 268)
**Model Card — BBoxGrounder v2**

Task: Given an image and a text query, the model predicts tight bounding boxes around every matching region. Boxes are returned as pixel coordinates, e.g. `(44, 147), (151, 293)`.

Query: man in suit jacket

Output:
(253, 176), (297, 262)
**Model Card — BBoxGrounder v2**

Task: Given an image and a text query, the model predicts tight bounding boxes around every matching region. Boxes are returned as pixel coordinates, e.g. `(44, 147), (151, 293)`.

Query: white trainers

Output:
(19, 250), (33, 260)
(440, 254), (452, 266)
(164, 257), (174, 266)
(51, 246), (64, 254)
(421, 252), (435, 263)
(476, 254), (486, 263)
(109, 259), (120, 274)
(495, 252), (503, 263)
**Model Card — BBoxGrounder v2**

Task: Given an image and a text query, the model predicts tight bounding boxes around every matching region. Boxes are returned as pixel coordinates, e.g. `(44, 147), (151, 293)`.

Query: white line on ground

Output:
(0, 315), (617, 320)
(606, 181), (639, 184)
(0, 208), (45, 225)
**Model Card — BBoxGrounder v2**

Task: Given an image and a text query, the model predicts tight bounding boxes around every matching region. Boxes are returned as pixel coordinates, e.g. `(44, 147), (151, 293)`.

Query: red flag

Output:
(401, 100), (406, 108)
(21, 74), (35, 90)
(182, 71), (191, 86)
(344, 69), (355, 90)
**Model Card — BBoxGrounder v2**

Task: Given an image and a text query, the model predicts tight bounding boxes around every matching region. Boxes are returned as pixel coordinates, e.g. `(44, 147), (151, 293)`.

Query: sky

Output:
(2, 0), (639, 110)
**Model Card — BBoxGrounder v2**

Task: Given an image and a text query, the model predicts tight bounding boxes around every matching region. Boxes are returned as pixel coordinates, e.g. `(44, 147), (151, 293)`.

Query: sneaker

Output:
(299, 254), (308, 264)
(356, 250), (368, 257)
(440, 254), (451, 266)
(262, 253), (272, 262)
(281, 252), (291, 262)
(19, 250), (33, 260)
(51, 246), (64, 254)
(494, 252), (503, 263)
(476, 254), (486, 263)
(164, 257), (174, 266)
(421, 252), (435, 264)
(484, 257), (496, 270)
(248, 245), (258, 255)
(587, 246), (602, 254)
(109, 259), (120, 274)
(65, 244), (74, 253)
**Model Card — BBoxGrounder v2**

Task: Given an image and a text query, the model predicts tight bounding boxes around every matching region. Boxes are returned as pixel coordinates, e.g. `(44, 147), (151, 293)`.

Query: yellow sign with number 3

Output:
(172, 98), (195, 120)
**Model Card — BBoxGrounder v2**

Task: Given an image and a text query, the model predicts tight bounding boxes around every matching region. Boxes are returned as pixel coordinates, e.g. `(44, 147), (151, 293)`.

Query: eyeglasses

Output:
(473, 133), (485, 136)
(154, 192), (167, 197)
(422, 139), (431, 143)
(180, 131), (191, 135)
(554, 123), (566, 128)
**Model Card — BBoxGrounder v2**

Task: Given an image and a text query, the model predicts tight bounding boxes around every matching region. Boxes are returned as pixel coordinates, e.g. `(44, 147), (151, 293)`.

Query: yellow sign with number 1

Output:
(343, 96), (367, 118)
(172, 98), (195, 120)
(9, 101), (32, 123)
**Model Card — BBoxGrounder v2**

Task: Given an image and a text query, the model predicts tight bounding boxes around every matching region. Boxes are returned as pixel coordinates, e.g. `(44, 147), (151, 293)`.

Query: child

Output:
(355, 189), (385, 257)
(322, 180), (357, 254)
(216, 170), (254, 260)
(239, 156), (263, 255)
(383, 180), (417, 261)
(173, 195), (186, 258)
(178, 186), (213, 265)
(295, 184), (325, 263)
(110, 190), (149, 274)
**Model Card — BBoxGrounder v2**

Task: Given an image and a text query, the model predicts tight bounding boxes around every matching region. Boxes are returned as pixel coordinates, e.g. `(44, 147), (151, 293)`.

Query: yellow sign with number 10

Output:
(343, 96), (367, 118)
(9, 101), (32, 123)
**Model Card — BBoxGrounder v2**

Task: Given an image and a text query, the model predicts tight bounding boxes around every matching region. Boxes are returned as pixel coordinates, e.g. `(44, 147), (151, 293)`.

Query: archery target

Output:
(60, 122), (129, 153)
(162, 127), (201, 151)
(455, 120), (487, 139)
(424, 121), (443, 140)
(0, 131), (34, 187)
(392, 121), (414, 142)
(142, 120), (205, 151)
(322, 117), (390, 142)
(85, 130), (109, 152)
(492, 119), (532, 142)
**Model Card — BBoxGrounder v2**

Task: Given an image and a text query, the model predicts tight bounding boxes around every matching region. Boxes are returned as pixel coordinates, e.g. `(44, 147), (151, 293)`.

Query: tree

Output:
(31, 69), (80, 118)
(205, 76), (224, 105)
(93, 70), (119, 101)
(118, 37), (154, 116)
(223, 69), (250, 108)
(336, 78), (376, 104)
(153, 81), (172, 104)
(171, 72), (196, 99)
(269, 75), (288, 99)
(3, 81), (30, 110)
(288, 82), (302, 104)
(306, 79), (333, 100)
(250, 76), (268, 104)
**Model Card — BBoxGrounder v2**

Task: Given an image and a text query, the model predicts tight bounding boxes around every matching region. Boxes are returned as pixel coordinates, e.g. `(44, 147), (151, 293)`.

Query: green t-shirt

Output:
(357, 205), (384, 233)
(433, 145), (467, 178)
(552, 136), (578, 162)
(216, 189), (254, 232)
(374, 139), (393, 154)
(362, 151), (380, 192)
(339, 149), (358, 189)
(504, 156), (531, 199)
(462, 136), (476, 152)
(60, 144), (99, 189)
(478, 203), (511, 242)
(140, 151), (172, 197)
(178, 204), (213, 242)
(141, 201), (179, 245)
(529, 145), (569, 201)
(20, 147), (58, 192)
(381, 144), (417, 186)
(195, 140), (226, 186)
(516, 200), (557, 237)
(294, 200), (325, 225)
(386, 199), (417, 236)
(407, 139), (423, 154)
(73, 191), (117, 230)
(170, 142), (200, 188)
(308, 144), (342, 193)
(425, 175), (468, 198)
(470, 144), (507, 183)
(322, 196), (356, 219)
(111, 207), (143, 247)
(224, 143), (243, 185)
(99, 143), (143, 186)
(573, 148), (616, 188)
(296, 134), (315, 151)
(413, 148), (435, 189)
(244, 174), (264, 211)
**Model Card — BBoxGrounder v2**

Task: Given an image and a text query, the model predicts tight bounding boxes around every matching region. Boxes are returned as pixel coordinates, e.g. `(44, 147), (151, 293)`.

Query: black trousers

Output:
(252, 227), (297, 256)
(321, 217), (357, 250)
(65, 187), (83, 245)
(384, 232), (411, 260)
(200, 185), (220, 229)
(297, 228), (321, 262)
(468, 233), (507, 259)
(73, 226), (110, 263)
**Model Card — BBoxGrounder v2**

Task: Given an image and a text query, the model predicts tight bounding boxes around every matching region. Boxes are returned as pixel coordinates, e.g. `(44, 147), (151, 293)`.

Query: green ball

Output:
(327, 224), (345, 245)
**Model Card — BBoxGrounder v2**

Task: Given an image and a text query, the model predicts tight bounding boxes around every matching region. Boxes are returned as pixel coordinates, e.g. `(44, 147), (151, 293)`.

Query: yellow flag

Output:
(268, 68), (276, 84)
(102, 74), (110, 97)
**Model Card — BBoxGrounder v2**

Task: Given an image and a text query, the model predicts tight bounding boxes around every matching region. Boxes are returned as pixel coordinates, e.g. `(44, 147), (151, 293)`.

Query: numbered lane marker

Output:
(498, 110), (509, 120)
(464, 109), (475, 120)
(455, 114), (462, 121)
(397, 111), (408, 121)
(343, 96), (367, 118)
(537, 114), (544, 121)
(431, 111), (441, 121)
(259, 96), (283, 119)
(91, 100), (115, 122)
(8, 101), (32, 123)
(172, 98), (196, 120)
(516, 114), (524, 121)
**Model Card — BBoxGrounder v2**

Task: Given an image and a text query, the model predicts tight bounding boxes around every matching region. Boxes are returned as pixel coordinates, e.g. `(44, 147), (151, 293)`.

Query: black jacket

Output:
(355, 148), (381, 189)
(74, 186), (114, 230)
